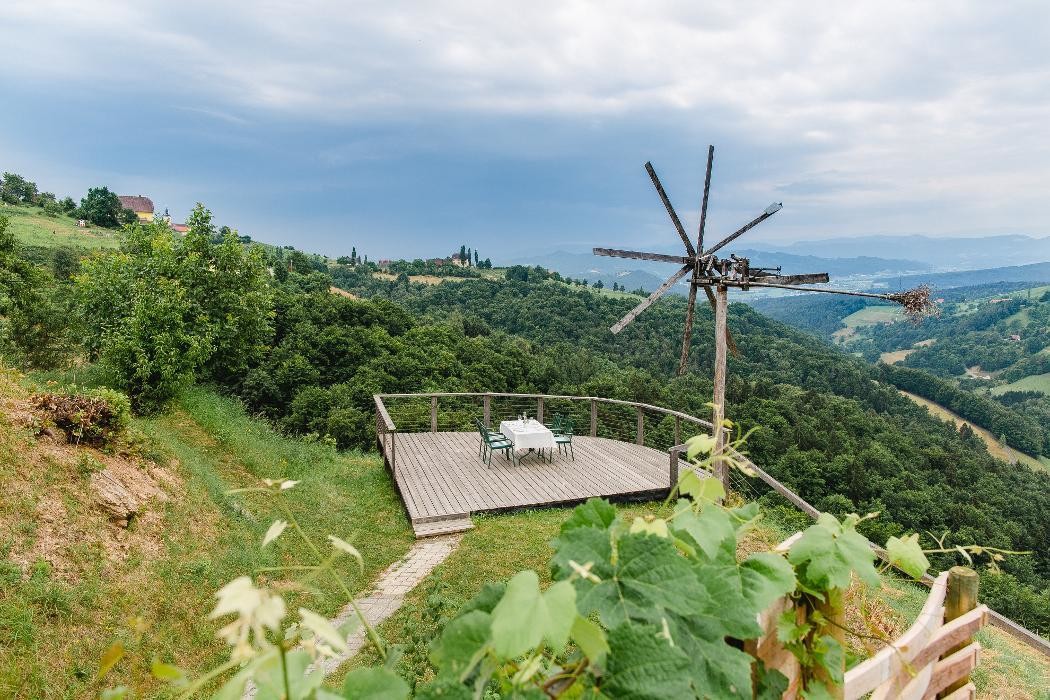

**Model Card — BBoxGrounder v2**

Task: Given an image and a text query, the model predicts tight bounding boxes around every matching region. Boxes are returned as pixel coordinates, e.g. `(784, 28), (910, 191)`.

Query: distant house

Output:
(450, 254), (469, 267)
(172, 223), (190, 233)
(430, 258), (446, 267)
(378, 259), (392, 270)
(1009, 334), (1022, 342)
(117, 195), (155, 222)
(989, 297), (1011, 304)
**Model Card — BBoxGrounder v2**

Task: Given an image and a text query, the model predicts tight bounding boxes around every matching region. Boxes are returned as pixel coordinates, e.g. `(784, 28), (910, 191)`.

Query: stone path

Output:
(245, 532), (462, 697)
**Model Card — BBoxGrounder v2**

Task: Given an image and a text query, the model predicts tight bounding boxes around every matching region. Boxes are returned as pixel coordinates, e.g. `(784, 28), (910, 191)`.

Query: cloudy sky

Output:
(3, 1), (1049, 259)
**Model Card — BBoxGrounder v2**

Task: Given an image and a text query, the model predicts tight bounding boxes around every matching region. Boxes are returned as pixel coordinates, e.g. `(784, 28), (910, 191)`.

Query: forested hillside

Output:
(3, 201), (1049, 653)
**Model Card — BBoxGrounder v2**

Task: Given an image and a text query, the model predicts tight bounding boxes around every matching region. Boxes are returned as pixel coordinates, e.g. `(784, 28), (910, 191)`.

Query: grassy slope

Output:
(347, 502), (1049, 699)
(832, 305), (902, 342)
(0, 381), (412, 698)
(990, 372), (1050, 396)
(0, 203), (120, 250)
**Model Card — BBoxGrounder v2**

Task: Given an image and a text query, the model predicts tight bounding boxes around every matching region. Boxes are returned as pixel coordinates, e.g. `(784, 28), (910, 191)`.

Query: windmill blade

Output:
(703, 202), (783, 257)
(702, 285), (740, 357)
(611, 265), (691, 334)
(751, 272), (829, 285)
(696, 145), (714, 253)
(593, 248), (691, 265)
(645, 162), (696, 256)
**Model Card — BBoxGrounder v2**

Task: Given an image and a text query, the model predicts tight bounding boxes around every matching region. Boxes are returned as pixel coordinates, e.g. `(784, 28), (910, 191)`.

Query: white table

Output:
(498, 419), (555, 462)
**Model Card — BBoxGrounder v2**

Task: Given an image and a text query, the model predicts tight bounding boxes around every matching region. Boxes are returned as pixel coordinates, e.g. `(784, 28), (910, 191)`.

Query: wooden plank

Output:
(590, 400), (597, 437)
(845, 572), (949, 700)
(610, 265), (691, 334)
(678, 281), (698, 375)
(696, 145), (714, 253)
(644, 161), (695, 257)
(702, 201), (782, 256)
(923, 642), (981, 700)
(940, 567), (979, 695)
(592, 247), (691, 265)
(636, 408), (644, 445)
(938, 682), (975, 700)
(712, 285), (728, 488)
(431, 396), (438, 432)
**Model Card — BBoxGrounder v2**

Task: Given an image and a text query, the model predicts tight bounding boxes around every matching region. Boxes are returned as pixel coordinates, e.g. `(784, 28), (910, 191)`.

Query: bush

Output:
(31, 388), (131, 446)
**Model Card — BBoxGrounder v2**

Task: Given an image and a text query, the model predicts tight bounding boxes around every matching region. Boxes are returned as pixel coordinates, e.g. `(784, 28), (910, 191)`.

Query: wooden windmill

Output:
(594, 146), (932, 476)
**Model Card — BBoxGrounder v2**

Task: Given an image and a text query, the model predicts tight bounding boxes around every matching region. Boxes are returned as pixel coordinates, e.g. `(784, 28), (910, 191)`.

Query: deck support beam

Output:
(636, 408), (645, 445)
(590, 399), (598, 437)
(431, 396), (438, 433)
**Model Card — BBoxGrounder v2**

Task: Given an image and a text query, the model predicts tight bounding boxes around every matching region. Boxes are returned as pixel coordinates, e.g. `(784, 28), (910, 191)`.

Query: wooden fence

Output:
(753, 561), (988, 699)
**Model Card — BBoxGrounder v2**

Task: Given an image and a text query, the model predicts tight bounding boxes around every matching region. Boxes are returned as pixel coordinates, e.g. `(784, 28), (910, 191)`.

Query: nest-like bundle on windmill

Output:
(888, 284), (938, 319)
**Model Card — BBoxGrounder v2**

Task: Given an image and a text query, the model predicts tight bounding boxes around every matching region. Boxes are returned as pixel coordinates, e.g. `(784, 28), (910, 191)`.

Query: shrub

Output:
(31, 388), (131, 446)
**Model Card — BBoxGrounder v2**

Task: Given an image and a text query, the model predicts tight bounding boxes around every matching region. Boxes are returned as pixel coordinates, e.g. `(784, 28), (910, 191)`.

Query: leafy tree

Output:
(336, 255), (352, 265)
(0, 172), (38, 204)
(59, 196), (77, 214)
(78, 186), (124, 228)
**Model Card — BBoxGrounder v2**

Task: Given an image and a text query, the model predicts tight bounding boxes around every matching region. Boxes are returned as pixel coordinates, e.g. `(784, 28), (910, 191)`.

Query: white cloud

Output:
(5, 0), (1050, 238)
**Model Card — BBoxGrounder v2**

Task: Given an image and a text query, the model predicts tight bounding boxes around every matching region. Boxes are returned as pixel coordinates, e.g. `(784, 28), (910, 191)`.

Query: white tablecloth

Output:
(498, 419), (555, 450)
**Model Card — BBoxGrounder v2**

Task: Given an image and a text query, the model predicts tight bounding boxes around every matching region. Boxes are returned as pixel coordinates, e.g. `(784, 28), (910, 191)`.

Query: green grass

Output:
(990, 372), (1050, 397)
(0, 381), (413, 698)
(0, 202), (121, 250)
(833, 305), (903, 342)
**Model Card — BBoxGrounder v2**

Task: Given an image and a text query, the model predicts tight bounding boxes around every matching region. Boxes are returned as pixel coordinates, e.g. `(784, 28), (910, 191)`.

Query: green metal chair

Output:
(476, 418), (515, 466)
(553, 416), (574, 461)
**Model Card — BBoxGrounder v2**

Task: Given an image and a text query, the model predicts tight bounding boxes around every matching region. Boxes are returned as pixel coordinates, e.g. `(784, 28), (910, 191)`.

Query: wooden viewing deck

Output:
(374, 392), (714, 537)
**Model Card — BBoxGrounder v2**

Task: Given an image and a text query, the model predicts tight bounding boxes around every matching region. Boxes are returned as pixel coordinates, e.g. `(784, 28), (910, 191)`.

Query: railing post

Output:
(939, 567), (979, 697)
(430, 396), (438, 433)
(636, 407), (644, 445)
(483, 394), (491, 426)
(590, 399), (597, 437)
(390, 432), (396, 476)
(674, 416), (681, 445)
(537, 397), (544, 424)
(669, 446), (680, 487)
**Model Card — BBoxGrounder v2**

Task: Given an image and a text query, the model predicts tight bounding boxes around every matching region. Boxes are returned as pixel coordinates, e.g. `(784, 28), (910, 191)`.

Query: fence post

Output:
(939, 567), (979, 697)
(390, 432), (396, 476)
(537, 397), (544, 424)
(674, 416), (681, 445)
(813, 589), (846, 699)
(431, 396), (438, 433)
(590, 399), (598, 437)
(636, 407), (645, 445)
(669, 446), (680, 487)
(483, 394), (491, 426)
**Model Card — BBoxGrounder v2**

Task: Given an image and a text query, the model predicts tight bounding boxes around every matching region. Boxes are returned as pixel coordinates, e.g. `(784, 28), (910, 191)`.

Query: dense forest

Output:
(2, 207), (1050, 634)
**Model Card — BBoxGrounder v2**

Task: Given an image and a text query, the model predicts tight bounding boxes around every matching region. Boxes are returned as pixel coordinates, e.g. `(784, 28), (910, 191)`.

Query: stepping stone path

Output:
(245, 532), (462, 697)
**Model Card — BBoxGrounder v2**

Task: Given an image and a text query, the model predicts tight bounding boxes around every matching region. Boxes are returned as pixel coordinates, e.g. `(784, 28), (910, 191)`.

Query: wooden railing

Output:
(752, 560), (989, 699)
(373, 392), (716, 484)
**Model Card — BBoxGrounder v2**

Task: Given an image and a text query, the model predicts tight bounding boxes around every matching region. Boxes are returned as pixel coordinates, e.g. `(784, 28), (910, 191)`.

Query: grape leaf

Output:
(669, 500), (736, 563)
(602, 623), (693, 700)
(885, 533), (930, 580)
(458, 581), (505, 616)
(414, 678), (473, 700)
(254, 650), (324, 699)
(789, 513), (879, 592)
(665, 612), (757, 699)
(489, 571), (576, 658)
(560, 497), (618, 533)
(570, 614), (609, 666)
(342, 667), (411, 700)
(430, 610), (491, 679)
(740, 552), (797, 612)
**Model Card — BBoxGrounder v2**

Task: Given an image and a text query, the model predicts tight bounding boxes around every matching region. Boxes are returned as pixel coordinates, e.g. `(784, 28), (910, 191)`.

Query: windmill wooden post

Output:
(596, 146), (933, 491)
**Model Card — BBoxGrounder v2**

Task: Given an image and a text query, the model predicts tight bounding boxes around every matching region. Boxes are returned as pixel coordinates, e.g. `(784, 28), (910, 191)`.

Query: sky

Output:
(3, 1), (1050, 261)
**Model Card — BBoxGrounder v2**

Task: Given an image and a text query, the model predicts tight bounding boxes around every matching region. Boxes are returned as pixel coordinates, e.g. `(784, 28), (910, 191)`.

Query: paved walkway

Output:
(245, 532), (463, 696)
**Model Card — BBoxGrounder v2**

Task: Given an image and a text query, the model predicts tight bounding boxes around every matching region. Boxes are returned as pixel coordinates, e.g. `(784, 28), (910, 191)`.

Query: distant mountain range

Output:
(876, 261), (1050, 290)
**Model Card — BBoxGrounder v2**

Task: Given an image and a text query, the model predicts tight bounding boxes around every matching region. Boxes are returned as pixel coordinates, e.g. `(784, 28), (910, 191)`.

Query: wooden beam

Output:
(590, 399), (598, 437)
(611, 265), (691, 334)
(711, 285), (729, 489)
(703, 285), (740, 357)
(645, 162), (695, 257)
(636, 407), (645, 445)
(593, 247), (691, 265)
(677, 282), (698, 375)
(483, 394), (490, 426)
(751, 272), (830, 285)
(696, 145), (714, 253)
(430, 396), (438, 433)
(702, 202), (782, 256)
(940, 567), (979, 696)
(537, 397), (544, 424)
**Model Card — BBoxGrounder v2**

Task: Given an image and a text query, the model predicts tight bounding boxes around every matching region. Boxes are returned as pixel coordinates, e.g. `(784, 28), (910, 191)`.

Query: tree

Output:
(593, 280), (604, 289)
(474, 249), (480, 266)
(1, 172), (38, 204)
(459, 244), (467, 263)
(59, 196), (76, 214)
(78, 186), (124, 228)
(337, 256), (352, 266)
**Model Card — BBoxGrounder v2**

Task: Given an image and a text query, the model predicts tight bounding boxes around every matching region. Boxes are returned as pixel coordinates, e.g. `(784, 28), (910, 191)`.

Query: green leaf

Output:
(685, 433), (717, 460)
(99, 688), (129, 700)
(262, 519), (288, 547)
(670, 499), (735, 563)
(570, 614), (609, 667)
(628, 517), (669, 538)
(489, 571), (577, 658)
(789, 512), (879, 592)
(560, 497), (618, 533)
(678, 468), (724, 504)
(414, 678), (474, 700)
(97, 642), (124, 679)
(254, 650), (324, 699)
(754, 661), (789, 700)
(665, 613), (757, 698)
(328, 534), (364, 572)
(458, 582), (505, 616)
(886, 533), (930, 580)
(342, 667), (411, 700)
(299, 607), (350, 653)
(602, 623), (692, 700)
(150, 658), (187, 686)
(740, 553), (797, 612)
(430, 610), (491, 678)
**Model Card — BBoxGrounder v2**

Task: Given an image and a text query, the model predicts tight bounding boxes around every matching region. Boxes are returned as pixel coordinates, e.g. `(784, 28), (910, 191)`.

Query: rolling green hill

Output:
(0, 203), (120, 250)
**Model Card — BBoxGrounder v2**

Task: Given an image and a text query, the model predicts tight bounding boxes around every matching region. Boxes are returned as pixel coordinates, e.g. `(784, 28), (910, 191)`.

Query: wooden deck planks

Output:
(392, 432), (686, 536)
